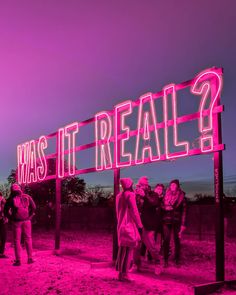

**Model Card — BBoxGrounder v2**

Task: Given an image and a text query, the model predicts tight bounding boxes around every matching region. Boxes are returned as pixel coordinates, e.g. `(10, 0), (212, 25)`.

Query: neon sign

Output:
(17, 67), (224, 184)
(135, 93), (161, 165)
(163, 84), (189, 159)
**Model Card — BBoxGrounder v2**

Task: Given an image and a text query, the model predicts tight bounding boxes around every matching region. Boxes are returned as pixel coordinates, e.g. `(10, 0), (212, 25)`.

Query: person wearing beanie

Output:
(133, 177), (161, 274)
(138, 176), (149, 187)
(162, 179), (187, 267)
(116, 178), (143, 281)
(135, 176), (151, 211)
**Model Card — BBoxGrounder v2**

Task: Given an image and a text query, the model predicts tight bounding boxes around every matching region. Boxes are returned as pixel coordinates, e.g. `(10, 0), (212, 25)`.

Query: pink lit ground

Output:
(0, 230), (235, 295)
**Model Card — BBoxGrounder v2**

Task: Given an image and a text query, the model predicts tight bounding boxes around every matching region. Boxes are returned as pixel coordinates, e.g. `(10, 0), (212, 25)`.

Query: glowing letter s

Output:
(37, 136), (48, 181)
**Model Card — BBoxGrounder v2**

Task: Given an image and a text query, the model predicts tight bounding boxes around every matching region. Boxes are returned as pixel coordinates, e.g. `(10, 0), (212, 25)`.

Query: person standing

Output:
(116, 178), (143, 281)
(133, 177), (162, 275)
(153, 184), (165, 254)
(0, 191), (8, 258)
(162, 179), (186, 267)
(4, 183), (36, 266)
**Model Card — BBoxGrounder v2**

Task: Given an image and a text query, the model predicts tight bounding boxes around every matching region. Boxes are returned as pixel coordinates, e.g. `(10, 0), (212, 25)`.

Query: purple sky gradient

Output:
(0, 0), (236, 194)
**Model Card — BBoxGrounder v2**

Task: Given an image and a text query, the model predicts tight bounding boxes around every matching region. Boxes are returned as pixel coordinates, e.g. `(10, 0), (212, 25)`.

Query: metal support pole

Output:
(113, 168), (120, 261)
(113, 109), (121, 261)
(55, 178), (62, 252)
(214, 150), (224, 281)
(214, 117), (224, 281)
(212, 74), (224, 282)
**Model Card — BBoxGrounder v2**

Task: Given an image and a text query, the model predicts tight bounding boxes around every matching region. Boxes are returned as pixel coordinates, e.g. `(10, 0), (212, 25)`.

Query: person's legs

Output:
(122, 248), (132, 276)
(158, 232), (164, 255)
(22, 220), (33, 261)
(163, 223), (171, 266)
(140, 242), (146, 257)
(13, 221), (22, 264)
(133, 242), (142, 270)
(173, 223), (181, 264)
(142, 229), (159, 263)
(21, 232), (25, 248)
(117, 246), (132, 280)
(0, 219), (7, 255)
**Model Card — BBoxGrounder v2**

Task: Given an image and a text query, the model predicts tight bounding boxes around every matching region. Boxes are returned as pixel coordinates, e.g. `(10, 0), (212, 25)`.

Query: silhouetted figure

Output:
(153, 183), (165, 255)
(4, 184), (36, 266)
(0, 191), (8, 258)
(116, 178), (143, 281)
(136, 177), (163, 274)
(162, 179), (186, 267)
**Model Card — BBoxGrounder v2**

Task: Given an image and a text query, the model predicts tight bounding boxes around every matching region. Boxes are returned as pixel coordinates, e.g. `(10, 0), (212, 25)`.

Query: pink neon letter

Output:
(57, 128), (65, 178)
(163, 84), (189, 158)
(114, 101), (132, 167)
(37, 136), (48, 181)
(191, 69), (222, 152)
(65, 122), (79, 176)
(95, 112), (112, 171)
(135, 93), (161, 164)
(17, 142), (29, 184)
(27, 140), (37, 183)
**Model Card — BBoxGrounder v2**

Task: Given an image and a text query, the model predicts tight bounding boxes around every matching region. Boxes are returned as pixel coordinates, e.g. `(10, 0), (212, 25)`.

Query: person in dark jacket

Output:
(153, 184), (165, 253)
(162, 179), (186, 267)
(0, 191), (8, 258)
(4, 183), (36, 266)
(134, 177), (161, 274)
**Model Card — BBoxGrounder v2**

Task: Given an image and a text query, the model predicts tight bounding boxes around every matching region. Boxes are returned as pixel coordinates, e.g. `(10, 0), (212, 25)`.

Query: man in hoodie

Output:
(4, 183), (36, 266)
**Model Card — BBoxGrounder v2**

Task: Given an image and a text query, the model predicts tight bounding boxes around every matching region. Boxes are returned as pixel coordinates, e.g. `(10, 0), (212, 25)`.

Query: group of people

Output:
(0, 183), (36, 266)
(116, 177), (187, 281)
(0, 178), (187, 278)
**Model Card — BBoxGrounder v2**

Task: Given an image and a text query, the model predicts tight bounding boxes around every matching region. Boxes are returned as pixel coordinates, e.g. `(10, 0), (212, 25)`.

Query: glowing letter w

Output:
(17, 142), (29, 184)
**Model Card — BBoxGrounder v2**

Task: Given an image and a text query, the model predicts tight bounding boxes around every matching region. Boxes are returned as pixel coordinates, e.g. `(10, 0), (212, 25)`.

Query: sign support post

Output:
(213, 93), (224, 282)
(55, 177), (62, 253)
(113, 168), (120, 261)
(113, 112), (120, 261)
(214, 148), (224, 281)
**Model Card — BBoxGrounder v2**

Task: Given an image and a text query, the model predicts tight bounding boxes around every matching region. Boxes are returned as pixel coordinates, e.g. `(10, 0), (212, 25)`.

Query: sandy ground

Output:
(0, 229), (235, 295)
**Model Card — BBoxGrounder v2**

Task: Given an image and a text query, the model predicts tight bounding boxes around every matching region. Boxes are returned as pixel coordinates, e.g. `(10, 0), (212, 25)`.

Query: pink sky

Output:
(0, 0), (236, 191)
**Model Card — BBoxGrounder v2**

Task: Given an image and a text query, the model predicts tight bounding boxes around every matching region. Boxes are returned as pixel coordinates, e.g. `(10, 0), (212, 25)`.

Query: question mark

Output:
(191, 69), (222, 152)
